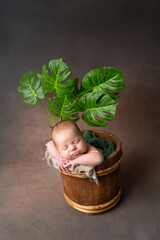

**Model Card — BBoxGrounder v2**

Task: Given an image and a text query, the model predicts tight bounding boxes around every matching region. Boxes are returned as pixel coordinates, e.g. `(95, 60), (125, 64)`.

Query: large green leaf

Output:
(47, 95), (79, 122)
(67, 78), (80, 101)
(17, 71), (47, 106)
(41, 58), (74, 97)
(78, 91), (118, 127)
(82, 67), (125, 99)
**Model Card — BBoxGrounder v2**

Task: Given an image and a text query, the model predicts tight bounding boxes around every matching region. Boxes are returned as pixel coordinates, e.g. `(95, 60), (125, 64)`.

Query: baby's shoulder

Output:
(87, 144), (102, 154)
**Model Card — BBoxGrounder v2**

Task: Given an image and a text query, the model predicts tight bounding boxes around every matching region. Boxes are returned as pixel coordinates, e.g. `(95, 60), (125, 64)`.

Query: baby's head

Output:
(52, 120), (88, 160)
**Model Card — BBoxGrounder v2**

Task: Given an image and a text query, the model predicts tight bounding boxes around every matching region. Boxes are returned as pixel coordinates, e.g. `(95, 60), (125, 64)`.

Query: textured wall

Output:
(0, 0), (160, 239)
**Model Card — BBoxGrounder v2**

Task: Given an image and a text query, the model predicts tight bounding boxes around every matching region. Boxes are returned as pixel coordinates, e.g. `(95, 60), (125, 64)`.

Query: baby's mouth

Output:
(72, 151), (81, 158)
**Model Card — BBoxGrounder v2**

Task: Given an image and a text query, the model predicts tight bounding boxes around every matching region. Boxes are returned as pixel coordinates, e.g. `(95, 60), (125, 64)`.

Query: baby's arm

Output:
(46, 141), (67, 171)
(63, 150), (104, 171)
(46, 141), (61, 163)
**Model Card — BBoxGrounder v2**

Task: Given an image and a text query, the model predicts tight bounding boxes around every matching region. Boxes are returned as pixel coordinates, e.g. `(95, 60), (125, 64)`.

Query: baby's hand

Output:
(58, 162), (67, 172)
(64, 160), (78, 171)
(58, 160), (70, 172)
(58, 163), (64, 172)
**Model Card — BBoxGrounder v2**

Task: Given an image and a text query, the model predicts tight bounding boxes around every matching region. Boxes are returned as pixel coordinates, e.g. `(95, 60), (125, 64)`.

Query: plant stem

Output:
(52, 114), (56, 125)
(38, 99), (55, 126)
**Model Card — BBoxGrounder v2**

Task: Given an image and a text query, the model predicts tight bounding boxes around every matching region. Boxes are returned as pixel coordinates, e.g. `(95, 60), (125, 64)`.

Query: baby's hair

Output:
(51, 120), (81, 145)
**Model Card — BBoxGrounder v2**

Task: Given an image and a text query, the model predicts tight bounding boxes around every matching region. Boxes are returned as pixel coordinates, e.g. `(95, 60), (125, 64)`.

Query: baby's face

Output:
(53, 127), (88, 160)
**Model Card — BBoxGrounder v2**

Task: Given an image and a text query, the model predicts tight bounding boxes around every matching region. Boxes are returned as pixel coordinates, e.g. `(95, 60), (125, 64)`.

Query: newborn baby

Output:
(46, 120), (104, 172)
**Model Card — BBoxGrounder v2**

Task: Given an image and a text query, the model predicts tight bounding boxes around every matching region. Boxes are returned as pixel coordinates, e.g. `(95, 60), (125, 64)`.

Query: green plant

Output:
(17, 58), (125, 127)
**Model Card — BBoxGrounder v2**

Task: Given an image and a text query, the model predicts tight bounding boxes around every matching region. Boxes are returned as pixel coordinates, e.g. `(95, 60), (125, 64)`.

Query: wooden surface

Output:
(63, 188), (122, 215)
(61, 131), (122, 214)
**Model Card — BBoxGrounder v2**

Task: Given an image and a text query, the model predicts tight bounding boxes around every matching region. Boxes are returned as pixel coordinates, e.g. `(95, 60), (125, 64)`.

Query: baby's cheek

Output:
(81, 142), (88, 152)
(59, 150), (66, 158)
(63, 151), (71, 160)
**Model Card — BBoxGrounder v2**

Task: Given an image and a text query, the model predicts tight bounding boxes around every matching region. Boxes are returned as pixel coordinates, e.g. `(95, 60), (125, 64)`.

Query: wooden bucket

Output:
(61, 131), (123, 215)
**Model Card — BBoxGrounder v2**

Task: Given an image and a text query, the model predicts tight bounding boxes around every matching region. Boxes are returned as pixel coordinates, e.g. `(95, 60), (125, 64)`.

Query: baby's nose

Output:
(70, 144), (76, 151)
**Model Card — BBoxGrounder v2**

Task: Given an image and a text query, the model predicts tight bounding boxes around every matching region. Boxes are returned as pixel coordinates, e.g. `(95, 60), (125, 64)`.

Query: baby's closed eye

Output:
(73, 138), (81, 144)
(61, 145), (68, 150)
